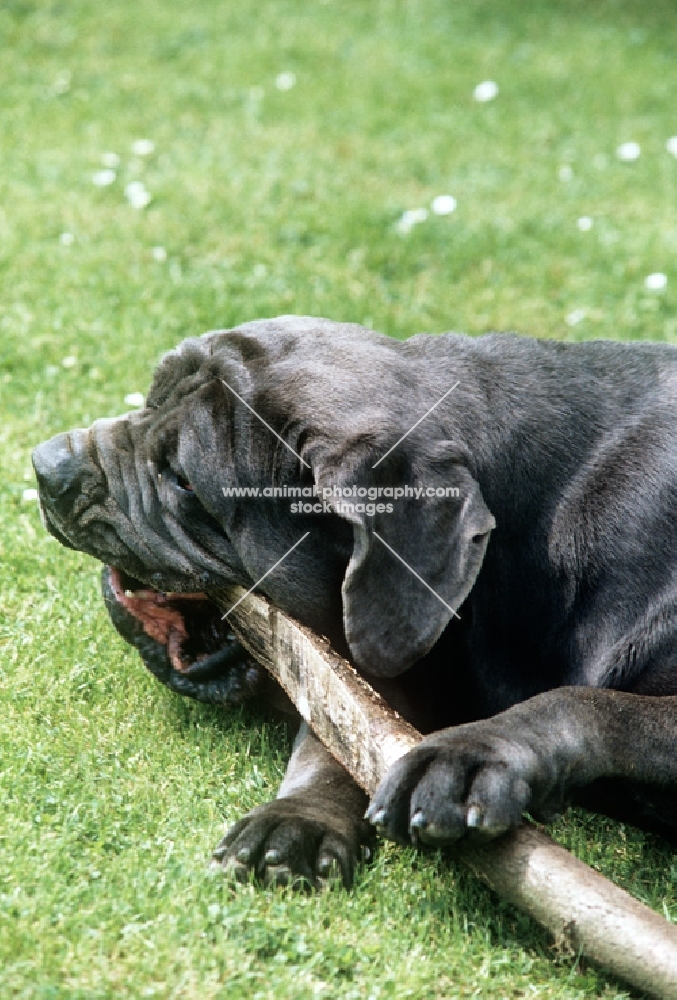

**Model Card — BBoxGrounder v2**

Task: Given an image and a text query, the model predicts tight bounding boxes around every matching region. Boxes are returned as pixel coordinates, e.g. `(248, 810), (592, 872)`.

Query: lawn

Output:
(1, 0), (676, 997)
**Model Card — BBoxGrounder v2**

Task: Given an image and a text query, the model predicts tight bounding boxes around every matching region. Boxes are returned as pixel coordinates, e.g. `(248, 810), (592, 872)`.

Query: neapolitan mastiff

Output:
(33, 316), (677, 887)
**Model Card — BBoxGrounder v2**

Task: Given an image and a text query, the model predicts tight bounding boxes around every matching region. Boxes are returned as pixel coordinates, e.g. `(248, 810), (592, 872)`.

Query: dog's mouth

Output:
(103, 565), (240, 678)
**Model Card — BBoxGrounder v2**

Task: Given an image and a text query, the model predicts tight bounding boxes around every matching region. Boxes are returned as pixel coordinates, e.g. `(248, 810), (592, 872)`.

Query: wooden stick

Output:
(217, 586), (677, 999)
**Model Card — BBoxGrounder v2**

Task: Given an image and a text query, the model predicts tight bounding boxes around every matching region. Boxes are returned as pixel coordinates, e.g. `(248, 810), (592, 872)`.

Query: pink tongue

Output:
(108, 569), (202, 672)
(121, 590), (190, 670)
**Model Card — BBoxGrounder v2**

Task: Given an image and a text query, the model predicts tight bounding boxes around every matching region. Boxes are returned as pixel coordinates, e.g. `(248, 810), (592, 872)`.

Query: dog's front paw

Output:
(212, 796), (371, 889)
(366, 725), (540, 847)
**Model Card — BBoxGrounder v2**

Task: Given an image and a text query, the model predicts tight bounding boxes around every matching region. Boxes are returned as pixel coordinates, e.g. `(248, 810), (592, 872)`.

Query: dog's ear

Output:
(176, 363), (495, 678)
(309, 437), (495, 677)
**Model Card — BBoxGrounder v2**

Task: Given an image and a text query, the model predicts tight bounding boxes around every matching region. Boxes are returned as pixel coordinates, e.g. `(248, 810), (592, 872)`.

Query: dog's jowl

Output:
(33, 316), (677, 887)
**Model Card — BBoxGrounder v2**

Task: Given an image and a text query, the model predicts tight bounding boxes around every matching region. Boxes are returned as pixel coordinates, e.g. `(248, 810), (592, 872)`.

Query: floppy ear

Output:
(176, 369), (494, 678)
(310, 439), (495, 678)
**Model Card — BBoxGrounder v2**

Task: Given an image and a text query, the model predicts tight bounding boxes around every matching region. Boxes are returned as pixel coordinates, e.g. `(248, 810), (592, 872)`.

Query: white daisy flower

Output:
(275, 72), (296, 91)
(396, 208), (428, 235)
(473, 80), (499, 102)
(644, 272), (667, 290)
(125, 181), (152, 209)
(616, 141), (641, 162)
(431, 195), (457, 216)
(566, 308), (586, 327)
(92, 169), (116, 187)
(132, 139), (155, 156)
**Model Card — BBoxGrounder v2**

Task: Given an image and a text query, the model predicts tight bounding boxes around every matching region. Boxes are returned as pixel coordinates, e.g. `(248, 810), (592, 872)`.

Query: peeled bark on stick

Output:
(218, 586), (677, 999)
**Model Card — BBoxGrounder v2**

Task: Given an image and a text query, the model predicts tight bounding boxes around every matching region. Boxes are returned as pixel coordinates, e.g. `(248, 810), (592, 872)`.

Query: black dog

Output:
(33, 316), (677, 887)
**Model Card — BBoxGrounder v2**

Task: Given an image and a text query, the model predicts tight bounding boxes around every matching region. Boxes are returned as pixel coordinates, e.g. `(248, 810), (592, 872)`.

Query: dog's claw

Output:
(264, 864), (293, 888)
(317, 855), (340, 878)
(367, 807), (387, 828)
(410, 809), (427, 830)
(222, 858), (250, 884)
(466, 804), (482, 828)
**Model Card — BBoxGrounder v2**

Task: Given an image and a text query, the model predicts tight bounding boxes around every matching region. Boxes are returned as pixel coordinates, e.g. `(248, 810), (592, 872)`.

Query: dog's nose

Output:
(32, 432), (84, 502)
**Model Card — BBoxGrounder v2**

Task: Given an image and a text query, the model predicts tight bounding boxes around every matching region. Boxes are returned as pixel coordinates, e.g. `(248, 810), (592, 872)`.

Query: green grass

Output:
(1, 0), (676, 996)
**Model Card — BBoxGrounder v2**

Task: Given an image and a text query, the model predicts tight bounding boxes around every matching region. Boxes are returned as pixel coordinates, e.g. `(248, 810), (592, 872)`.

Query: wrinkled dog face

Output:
(33, 324), (357, 645)
(33, 317), (494, 680)
(33, 331), (276, 691)
(34, 333), (249, 595)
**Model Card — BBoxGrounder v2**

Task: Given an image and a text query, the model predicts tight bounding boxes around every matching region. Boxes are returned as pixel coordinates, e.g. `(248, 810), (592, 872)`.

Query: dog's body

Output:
(33, 316), (677, 886)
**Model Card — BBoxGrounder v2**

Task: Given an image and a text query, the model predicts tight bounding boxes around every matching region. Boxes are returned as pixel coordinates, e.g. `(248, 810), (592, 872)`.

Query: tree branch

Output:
(218, 586), (677, 999)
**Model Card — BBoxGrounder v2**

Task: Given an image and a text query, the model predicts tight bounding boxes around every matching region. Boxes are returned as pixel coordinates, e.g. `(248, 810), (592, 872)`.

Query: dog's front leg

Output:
(367, 688), (677, 845)
(212, 722), (371, 888)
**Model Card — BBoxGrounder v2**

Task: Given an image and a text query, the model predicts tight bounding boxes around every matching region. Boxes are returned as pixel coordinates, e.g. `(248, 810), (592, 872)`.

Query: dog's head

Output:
(33, 316), (494, 678)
